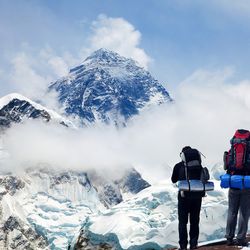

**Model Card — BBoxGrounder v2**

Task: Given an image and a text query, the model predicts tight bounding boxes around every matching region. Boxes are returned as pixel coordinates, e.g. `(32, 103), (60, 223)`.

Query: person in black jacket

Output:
(171, 146), (205, 250)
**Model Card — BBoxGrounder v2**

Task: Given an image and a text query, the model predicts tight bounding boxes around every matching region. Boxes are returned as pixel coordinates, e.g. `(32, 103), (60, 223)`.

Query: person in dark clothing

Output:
(172, 146), (205, 250)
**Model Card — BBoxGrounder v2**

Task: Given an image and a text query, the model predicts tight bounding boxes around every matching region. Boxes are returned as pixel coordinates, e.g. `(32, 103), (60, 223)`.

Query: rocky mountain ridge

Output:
(0, 93), (71, 129)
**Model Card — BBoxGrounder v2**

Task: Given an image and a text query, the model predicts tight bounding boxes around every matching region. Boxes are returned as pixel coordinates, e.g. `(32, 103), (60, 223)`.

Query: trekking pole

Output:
(199, 151), (206, 159)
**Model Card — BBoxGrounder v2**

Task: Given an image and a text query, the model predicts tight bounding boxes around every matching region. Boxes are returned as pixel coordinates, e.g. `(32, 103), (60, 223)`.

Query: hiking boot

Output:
(179, 245), (187, 250)
(190, 246), (198, 250)
(226, 238), (234, 246)
(236, 239), (248, 247)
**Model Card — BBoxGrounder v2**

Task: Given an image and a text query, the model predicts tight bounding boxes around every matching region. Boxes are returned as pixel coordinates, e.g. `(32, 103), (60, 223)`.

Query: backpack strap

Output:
(185, 165), (191, 192)
(200, 167), (205, 192)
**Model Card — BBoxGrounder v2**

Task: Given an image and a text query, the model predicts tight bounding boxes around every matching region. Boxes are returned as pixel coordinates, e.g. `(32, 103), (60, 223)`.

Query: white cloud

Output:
(3, 68), (250, 184)
(39, 49), (69, 77)
(9, 52), (51, 100)
(5, 47), (75, 111)
(84, 14), (151, 69)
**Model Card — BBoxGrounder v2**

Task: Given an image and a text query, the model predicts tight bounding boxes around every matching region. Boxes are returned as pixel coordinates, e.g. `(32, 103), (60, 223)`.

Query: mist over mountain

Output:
(0, 49), (172, 129)
(0, 49), (173, 249)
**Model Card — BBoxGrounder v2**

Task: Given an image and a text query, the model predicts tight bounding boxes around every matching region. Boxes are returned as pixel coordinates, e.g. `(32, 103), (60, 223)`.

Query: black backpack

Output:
(181, 147), (201, 168)
(181, 147), (209, 183)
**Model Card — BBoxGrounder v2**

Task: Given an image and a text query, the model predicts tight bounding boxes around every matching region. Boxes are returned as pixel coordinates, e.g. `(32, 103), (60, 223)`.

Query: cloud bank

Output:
(2, 68), (250, 184)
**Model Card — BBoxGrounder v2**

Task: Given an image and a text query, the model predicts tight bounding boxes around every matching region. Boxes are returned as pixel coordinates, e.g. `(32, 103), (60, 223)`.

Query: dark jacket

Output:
(227, 168), (250, 176)
(171, 161), (205, 198)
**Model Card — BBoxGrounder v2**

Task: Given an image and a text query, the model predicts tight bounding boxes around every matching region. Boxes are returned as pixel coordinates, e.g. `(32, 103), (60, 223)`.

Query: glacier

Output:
(0, 167), (151, 250)
(71, 165), (231, 250)
(0, 170), (104, 249)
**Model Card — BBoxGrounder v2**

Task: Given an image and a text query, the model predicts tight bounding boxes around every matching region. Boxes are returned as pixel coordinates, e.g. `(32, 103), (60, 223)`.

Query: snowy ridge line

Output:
(0, 93), (62, 120)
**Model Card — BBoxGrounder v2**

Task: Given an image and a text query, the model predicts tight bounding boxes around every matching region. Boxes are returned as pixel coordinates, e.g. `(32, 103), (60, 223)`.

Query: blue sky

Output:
(0, 0), (250, 99)
(2, 0), (250, 175)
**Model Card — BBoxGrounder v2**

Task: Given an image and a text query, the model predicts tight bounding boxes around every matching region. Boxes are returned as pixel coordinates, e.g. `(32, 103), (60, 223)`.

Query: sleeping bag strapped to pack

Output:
(179, 179), (214, 192)
(223, 129), (250, 171)
(220, 174), (250, 189)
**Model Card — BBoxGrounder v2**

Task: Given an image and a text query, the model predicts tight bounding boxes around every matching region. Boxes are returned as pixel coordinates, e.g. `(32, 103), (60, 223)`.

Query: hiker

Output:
(223, 129), (250, 246)
(172, 146), (208, 250)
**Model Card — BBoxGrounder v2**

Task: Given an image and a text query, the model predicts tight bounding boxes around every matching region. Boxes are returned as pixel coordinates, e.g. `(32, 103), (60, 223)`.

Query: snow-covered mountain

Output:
(0, 93), (71, 128)
(0, 49), (175, 249)
(0, 50), (172, 127)
(0, 168), (150, 250)
(49, 49), (172, 125)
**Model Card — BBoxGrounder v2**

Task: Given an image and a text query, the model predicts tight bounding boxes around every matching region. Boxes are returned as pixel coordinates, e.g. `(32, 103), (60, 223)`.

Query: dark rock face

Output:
(0, 99), (50, 128)
(117, 168), (150, 194)
(49, 49), (172, 125)
(0, 175), (25, 198)
(3, 216), (20, 231)
(0, 177), (47, 249)
(49, 171), (92, 191)
(0, 216), (48, 250)
(100, 184), (123, 207)
(88, 168), (151, 207)
(72, 228), (121, 250)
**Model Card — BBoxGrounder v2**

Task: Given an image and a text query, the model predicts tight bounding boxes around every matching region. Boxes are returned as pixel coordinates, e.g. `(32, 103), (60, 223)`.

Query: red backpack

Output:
(224, 129), (250, 171)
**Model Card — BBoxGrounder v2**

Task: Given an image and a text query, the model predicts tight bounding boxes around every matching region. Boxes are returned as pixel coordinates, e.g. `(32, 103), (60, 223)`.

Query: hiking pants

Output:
(225, 188), (250, 240)
(178, 194), (202, 248)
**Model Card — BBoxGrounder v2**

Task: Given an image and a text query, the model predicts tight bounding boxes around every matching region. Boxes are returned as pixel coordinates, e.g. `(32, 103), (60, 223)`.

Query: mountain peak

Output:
(50, 49), (172, 125)
(83, 48), (135, 67)
(0, 93), (31, 110)
(88, 48), (118, 58)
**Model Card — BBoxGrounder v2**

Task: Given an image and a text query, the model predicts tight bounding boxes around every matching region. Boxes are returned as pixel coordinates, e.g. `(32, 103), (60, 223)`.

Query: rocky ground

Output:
(169, 235), (250, 250)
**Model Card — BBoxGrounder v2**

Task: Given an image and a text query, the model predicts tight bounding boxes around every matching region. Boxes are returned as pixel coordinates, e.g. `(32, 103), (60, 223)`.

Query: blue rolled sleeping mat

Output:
(178, 180), (214, 192)
(220, 174), (250, 189)
(220, 174), (231, 188)
(244, 176), (250, 189)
